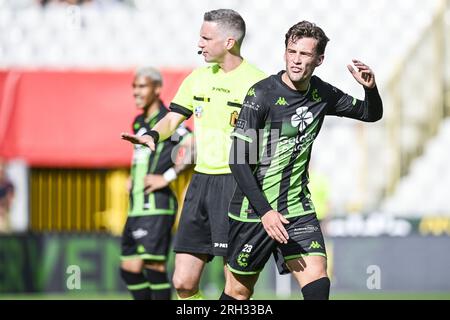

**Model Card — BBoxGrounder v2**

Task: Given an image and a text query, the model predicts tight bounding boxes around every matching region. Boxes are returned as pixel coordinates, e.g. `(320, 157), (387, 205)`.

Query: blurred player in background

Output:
(223, 20), (383, 300)
(0, 158), (15, 234)
(121, 9), (266, 299)
(120, 67), (193, 300)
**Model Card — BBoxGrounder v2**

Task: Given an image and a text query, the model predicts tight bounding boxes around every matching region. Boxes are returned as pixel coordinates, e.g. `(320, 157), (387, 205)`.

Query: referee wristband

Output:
(145, 130), (160, 144)
(163, 168), (177, 183)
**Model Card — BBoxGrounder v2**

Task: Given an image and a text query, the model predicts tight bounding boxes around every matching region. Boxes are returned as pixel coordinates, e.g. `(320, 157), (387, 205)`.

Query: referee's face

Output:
(132, 76), (160, 109)
(198, 21), (228, 63)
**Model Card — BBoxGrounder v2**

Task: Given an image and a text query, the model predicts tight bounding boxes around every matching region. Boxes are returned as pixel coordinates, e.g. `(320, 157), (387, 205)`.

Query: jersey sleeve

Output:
(230, 84), (269, 144)
(169, 71), (196, 118)
(326, 84), (383, 122)
(229, 83), (273, 217)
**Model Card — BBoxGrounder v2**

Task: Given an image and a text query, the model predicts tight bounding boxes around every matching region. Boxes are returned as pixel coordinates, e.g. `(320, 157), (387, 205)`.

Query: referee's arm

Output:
(120, 111), (186, 151)
(151, 111), (187, 142)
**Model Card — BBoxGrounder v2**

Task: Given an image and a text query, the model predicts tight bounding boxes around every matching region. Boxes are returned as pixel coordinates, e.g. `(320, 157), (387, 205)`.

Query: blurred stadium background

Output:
(1, 0), (450, 300)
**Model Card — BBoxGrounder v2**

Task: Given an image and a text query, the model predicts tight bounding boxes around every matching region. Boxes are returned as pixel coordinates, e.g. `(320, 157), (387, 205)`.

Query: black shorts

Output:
(227, 213), (327, 275)
(173, 173), (235, 259)
(121, 215), (175, 262)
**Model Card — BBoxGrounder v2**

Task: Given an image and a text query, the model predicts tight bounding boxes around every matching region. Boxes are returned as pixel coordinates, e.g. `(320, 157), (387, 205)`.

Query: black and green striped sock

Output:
(145, 269), (171, 300)
(120, 268), (152, 300)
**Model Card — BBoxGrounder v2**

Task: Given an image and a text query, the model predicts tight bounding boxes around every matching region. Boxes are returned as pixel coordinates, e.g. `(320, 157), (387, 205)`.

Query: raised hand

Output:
(347, 59), (376, 89)
(121, 132), (155, 151)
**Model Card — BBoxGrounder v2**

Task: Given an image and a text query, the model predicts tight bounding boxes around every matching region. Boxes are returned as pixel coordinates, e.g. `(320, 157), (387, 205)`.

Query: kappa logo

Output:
(309, 241), (322, 249)
(247, 88), (256, 97)
(291, 107), (314, 132)
(275, 96), (289, 106)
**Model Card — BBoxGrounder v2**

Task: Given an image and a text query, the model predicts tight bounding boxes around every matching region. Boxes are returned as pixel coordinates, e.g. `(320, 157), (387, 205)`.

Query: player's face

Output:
(132, 76), (160, 109)
(284, 37), (324, 86)
(198, 21), (228, 63)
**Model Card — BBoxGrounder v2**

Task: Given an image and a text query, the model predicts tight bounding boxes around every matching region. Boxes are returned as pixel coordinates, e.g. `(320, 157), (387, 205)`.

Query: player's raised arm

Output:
(328, 59), (383, 122)
(347, 59), (376, 89)
(121, 112), (186, 151)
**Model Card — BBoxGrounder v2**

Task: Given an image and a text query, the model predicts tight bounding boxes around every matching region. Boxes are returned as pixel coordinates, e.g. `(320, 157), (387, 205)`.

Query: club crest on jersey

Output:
(291, 107), (313, 132)
(194, 106), (203, 118)
(312, 88), (322, 102)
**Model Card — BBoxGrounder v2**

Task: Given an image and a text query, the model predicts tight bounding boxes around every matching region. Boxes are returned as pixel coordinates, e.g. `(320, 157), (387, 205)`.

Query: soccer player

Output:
(121, 9), (266, 299)
(120, 67), (193, 300)
(222, 20), (383, 300)
(0, 158), (14, 233)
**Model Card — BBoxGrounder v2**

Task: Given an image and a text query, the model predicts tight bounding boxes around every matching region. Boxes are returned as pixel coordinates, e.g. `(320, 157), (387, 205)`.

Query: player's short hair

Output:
(204, 9), (246, 46)
(285, 21), (329, 55)
(135, 67), (163, 86)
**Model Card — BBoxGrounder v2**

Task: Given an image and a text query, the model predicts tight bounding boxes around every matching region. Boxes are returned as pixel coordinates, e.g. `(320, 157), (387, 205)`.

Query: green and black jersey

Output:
(129, 102), (190, 217)
(228, 72), (383, 222)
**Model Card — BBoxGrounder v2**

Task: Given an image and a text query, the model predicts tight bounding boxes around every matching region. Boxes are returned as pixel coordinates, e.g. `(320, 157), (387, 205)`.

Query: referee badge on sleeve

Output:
(194, 106), (203, 118)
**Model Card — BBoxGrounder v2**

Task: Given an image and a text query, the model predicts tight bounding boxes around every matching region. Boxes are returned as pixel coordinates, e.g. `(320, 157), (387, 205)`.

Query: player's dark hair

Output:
(204, 9), (246, 46)
(285, 20), (329, 55)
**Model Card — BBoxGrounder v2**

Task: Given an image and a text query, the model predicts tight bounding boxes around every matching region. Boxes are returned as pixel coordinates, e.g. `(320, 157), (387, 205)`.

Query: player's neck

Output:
(219, 53), (243, 73)
(144, 100), (160, 120)
(282, 72), (310, 92)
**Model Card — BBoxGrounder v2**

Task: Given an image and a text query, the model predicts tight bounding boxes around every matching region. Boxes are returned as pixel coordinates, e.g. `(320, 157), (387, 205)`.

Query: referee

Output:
(121, 9), (266, 299)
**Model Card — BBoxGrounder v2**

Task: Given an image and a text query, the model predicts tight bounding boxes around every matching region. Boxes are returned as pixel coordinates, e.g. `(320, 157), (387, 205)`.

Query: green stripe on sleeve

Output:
(231, 132), (253, 143)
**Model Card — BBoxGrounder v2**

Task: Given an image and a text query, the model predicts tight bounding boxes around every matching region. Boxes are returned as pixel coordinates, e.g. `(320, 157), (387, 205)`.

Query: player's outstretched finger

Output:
(347, 65), (356, 74)
(357, 66), (370, 72)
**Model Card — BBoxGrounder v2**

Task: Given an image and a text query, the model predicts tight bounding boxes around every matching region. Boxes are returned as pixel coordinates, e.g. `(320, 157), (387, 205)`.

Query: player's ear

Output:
(225, 37), (236, 50)
(154, 85), (162, 96)
(315, 54), (324, 67)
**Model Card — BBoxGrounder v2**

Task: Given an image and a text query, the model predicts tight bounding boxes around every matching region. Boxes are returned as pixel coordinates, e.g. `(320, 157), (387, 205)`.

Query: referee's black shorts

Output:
(173, 173), (236, 260)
